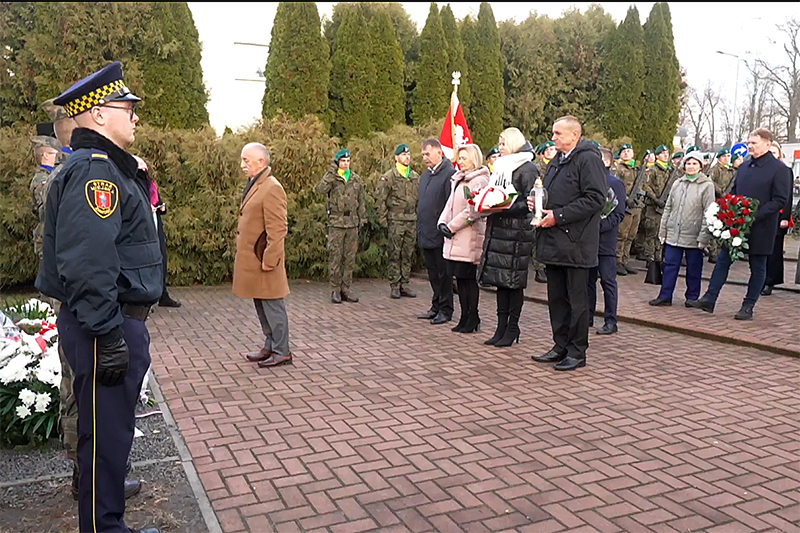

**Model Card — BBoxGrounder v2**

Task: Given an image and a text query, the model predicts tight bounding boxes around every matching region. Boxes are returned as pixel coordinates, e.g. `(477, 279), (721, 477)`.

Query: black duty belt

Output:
(121, 303), (151, 322)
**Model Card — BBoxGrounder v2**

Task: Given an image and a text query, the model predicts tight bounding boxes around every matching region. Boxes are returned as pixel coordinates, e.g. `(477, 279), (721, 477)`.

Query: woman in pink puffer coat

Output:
(438, 144), (491, 333)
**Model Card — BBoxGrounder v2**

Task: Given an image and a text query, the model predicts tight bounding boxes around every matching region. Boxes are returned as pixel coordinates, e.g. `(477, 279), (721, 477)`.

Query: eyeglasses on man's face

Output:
(100, 102), (137, 120)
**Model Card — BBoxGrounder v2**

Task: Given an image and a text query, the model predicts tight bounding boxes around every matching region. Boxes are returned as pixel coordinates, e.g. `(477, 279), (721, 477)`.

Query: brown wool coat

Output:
(232, 173), (290, 300)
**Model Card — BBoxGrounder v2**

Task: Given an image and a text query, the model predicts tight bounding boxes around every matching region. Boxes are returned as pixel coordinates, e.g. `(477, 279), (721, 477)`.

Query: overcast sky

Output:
(187, 2), (800, 136)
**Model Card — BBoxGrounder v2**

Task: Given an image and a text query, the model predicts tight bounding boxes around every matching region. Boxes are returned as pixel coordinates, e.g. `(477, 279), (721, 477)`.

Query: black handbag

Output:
(644, 260), (663, 285)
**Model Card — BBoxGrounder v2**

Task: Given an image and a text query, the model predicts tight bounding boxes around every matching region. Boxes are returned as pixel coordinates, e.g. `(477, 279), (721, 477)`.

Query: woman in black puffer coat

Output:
(478, 128), (539, 347)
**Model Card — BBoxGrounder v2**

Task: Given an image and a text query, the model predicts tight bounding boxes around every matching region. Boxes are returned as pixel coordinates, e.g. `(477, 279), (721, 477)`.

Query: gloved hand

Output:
(626, 197), (634, 209)
(96, 327), (129, 387)
(438, 223), (454, 239)
(657, 199), (666, 209)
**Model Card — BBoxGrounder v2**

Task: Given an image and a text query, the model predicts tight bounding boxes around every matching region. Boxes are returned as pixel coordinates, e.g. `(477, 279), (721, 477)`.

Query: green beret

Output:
(591, 140), (600, 147)
(672, 151), (684, 159)
(395, 144), (410, 156)
(534, 143), (545, 155)
(333, 148), (350, 163)
(703, 154), (711, 160)
(620, 143), (633, 150)
(686, 145), (700, 153)
(655, 144), (669, 155)
(487, 145), (500, 157)
(614, 151), (621, 159)
(731, 153), (742, 162)
(543, 141), (555, 149)
(716, 148), (731, 157)
(644, 149), (654, 157)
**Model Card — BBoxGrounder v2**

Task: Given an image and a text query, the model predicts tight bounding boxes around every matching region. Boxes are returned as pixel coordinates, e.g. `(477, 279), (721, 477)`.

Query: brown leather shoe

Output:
(244, 348), (272, 362)
(258, 353), (293, 368)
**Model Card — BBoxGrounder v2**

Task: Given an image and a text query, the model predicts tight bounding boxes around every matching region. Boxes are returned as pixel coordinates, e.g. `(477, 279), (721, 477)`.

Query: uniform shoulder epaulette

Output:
(90, 149), (109, 160)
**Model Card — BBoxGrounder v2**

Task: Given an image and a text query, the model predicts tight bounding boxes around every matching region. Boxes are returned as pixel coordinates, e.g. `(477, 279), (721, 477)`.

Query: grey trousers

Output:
(253, 298), (290, 356)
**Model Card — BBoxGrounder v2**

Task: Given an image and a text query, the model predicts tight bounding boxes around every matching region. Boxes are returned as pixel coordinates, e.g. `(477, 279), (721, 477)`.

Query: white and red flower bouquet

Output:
(703, 194), (760, 261)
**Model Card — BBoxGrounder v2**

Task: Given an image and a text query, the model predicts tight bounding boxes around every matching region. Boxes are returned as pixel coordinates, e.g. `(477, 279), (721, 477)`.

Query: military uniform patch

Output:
(85, 180), (119, 218)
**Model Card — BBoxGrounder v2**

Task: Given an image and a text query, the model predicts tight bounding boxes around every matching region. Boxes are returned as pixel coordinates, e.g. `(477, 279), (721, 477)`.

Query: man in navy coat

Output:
(588, 147), (627, 335)
(691, 128), (791, 320)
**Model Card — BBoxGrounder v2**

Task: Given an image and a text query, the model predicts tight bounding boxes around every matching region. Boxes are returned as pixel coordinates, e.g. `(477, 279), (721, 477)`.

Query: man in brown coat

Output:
(233, 143), (292, 367)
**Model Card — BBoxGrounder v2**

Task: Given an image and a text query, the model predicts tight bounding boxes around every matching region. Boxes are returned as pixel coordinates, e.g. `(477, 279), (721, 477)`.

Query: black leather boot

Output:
(484, 289), (510, 345)
(452, 280), (468, 332)
(495, 289), (522, 347)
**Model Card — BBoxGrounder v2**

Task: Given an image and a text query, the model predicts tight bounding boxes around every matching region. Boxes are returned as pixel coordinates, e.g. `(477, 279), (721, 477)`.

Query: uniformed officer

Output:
(537, 140), (557, 172)
(632, 148), (657, 259)
(316, 148), (366, 304)
(613, 143), (642, 275)
(486, 145), (500, 173)
(30, 127), (60, 259)
(670, 151), (684, 173)
(376, 144), (420, 299)
(35, 61), (161, 533)
(706, 148), (736, 263)
(642, 145), (672, 265)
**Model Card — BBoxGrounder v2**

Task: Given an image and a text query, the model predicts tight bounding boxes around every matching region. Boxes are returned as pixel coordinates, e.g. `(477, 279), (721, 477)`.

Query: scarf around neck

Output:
(338, 168), (351, 182)
(489, 151), (533, 193)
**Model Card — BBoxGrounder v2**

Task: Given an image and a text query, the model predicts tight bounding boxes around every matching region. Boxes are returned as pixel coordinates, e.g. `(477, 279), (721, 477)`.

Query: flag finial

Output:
(452, 71), (461, 90)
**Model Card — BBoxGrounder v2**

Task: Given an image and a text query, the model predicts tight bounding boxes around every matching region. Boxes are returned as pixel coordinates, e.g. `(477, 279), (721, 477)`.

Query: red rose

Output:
(736, 217), (745, 225)
(732, 197), (740, 205)
(719, 201), (728, 210)
(730, 228), (740, 237)
(742, 199), (750, 207)
(742, 208), (751, 215)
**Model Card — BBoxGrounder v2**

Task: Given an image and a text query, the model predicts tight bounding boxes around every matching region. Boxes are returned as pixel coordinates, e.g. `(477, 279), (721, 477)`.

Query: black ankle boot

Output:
(461, 311), (481, 333)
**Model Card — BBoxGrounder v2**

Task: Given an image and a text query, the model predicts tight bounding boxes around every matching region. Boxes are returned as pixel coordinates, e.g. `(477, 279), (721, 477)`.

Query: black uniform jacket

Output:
(36, 128), (163, 336)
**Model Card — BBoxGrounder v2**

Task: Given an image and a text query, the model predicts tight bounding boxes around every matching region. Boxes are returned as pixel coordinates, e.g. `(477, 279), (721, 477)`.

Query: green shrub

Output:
(0, 115), (443, 288)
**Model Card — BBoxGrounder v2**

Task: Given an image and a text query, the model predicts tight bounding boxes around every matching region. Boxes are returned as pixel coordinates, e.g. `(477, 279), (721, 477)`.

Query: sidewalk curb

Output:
(411, 272), (798, 358)
(150, 371), (223, 533)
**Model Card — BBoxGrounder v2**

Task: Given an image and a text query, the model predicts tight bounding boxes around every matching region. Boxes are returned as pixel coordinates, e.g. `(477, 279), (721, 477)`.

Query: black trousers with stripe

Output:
(57, 306), (150, 533)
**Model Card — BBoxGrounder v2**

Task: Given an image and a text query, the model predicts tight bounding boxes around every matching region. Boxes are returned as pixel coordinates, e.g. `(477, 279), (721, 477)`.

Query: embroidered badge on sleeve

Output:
(85, 179), (119, 218)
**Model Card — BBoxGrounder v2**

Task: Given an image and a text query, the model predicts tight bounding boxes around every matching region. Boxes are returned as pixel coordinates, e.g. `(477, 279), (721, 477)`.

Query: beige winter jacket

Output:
(438, 166), (490, 264)
(658, 172), (715, 249)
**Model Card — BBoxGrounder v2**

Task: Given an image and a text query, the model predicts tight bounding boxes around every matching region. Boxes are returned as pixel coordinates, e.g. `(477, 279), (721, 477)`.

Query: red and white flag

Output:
(439, 79), (472, 162)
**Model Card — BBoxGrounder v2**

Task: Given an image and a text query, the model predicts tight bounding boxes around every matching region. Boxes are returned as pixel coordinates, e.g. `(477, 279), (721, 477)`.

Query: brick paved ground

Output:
(524, 258), (800, 357)
(148, 279), (800, 532)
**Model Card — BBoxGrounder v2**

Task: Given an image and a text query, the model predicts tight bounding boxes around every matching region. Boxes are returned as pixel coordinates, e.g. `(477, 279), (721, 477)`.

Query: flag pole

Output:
(450, 72), (460, 161)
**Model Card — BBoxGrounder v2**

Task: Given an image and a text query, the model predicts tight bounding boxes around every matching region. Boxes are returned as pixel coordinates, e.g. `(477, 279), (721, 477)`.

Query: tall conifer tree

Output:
(329, 5), (375, 140)
(368, 11), (405, 131)
(641, 3), (681, 150)
(262, 2), (330, 123)
(468, 3), (505, 149)
(597, 6), (646, 148)
(141, 2), (209, 128)
(439, 4), (469, 118)
(412, 3), (449, 125)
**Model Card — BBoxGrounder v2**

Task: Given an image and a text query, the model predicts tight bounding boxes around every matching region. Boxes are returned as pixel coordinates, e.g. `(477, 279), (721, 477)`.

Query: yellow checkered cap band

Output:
(62, 80), (127, 117)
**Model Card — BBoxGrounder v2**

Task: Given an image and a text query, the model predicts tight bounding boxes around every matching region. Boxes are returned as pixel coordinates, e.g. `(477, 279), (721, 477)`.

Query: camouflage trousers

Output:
(387, 221), (416, 289)
(59, 339), (78, 463)
(642, 208), (663, 262)
(707, 238), (722, 260)
(328, 226), (359, 290)
(616, 208), (642, 265)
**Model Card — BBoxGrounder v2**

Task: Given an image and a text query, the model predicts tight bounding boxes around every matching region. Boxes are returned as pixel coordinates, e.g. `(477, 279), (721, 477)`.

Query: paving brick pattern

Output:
(524, 258), (800, 357)
(148, 280), (800, 532)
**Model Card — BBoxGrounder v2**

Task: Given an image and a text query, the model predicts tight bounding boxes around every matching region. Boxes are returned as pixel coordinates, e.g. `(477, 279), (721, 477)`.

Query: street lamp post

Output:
(716, 50), (742, 141)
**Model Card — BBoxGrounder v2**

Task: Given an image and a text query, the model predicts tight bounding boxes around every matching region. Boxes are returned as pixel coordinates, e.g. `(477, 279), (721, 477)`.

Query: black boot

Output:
(158, 291), (181, 308)
(484, 289), (510, 345)
(461, 281), (481, 333)
(495, 289), (523, 347)
(451, 280), (468, 332)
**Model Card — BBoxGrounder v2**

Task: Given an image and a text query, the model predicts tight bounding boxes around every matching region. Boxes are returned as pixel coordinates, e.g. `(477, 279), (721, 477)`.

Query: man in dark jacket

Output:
(417, 139), (456, 324)
(529, 116), (606, 370)
(691, 128), (791, 320)
(588, 148), (626, 335)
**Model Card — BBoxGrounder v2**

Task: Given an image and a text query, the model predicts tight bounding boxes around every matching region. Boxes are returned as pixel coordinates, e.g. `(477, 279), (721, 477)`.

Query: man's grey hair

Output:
(242, 142), (270, 165)
(422, 138), (442, 150)
(555, 115), (582, 135)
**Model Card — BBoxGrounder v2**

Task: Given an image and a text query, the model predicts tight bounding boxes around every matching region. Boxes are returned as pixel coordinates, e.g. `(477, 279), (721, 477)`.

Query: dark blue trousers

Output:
(57, 306), (150, 533)
(659, 244), (704, 302)
(588, 256), (618, 327)
(705, 246), (768, 307)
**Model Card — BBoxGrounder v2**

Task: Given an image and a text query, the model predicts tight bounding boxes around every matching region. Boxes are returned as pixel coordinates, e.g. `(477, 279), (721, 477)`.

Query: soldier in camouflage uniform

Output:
(706, 148), (735, 263)
(670, 151), (684, 175)
(376, 144), (420, 299)
(614, 143), (643, 275)
(642, 145), (673, 263)
(633, 149), (657, 259)
(30, 128), (60, 259)
(486, 145), (500, 173)
(316, 149), (366, 304)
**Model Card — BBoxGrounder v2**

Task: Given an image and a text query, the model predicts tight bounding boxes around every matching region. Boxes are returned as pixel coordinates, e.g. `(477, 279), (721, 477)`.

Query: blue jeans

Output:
(659, 244), (704, 301)
(704, 247), (768, 307)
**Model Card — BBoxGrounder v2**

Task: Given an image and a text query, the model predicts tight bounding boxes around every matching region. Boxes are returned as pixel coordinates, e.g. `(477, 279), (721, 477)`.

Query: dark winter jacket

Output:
(478, 144), (539, 289)
(535, 139), (607, 268)
(598, 169), (627, 257)
(731, 151), (791, 255)
(417, 157), (456, 248)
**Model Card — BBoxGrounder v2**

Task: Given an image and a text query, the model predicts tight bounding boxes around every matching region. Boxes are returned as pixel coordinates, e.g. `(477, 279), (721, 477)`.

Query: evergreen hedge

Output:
(0, 116), (440, 289)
